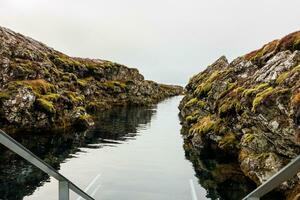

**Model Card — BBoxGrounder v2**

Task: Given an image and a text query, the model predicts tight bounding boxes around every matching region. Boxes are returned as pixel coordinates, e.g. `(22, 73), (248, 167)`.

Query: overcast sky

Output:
(0, 0), (300, 85)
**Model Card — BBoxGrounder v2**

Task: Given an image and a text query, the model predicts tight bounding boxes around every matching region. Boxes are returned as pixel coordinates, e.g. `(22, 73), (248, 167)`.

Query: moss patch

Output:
(42, 93), (61, 102)
(86, 101), (109, 113)
(252, 87), (289, 112)
(36, 98), (55, 113)
(0, 92), (10, 100)
(243, 133), (255, 144)
(193, 71), (221, 97)
(22, 79), (55, 95)
(219, 99), (242, 117)
(218, 133), (238, 150)
(242, 83), (269, 97)
(66, 92), (85, 104)
(77, 77), (94, 87)
(103, 81), (126, 89)
(189, 115), (216, 135)
(252, 87), (274, 112)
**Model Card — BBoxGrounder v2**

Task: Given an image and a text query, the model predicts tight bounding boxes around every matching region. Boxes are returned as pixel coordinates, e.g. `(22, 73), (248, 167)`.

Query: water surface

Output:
(1, 96), (208, 200)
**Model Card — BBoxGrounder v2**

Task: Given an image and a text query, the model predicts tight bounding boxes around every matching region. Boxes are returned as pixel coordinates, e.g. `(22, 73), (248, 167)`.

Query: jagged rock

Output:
(179, 31), (300, 199)
(0, 26), (183, 132)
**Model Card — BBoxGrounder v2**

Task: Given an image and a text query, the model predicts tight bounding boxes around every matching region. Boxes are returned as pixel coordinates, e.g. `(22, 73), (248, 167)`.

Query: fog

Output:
(1, 0), (300, 85)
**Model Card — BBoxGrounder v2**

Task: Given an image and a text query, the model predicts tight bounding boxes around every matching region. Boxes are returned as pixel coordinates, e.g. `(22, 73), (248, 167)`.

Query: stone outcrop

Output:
(179, 31), (300, 199)
(0, 26), (183, 132)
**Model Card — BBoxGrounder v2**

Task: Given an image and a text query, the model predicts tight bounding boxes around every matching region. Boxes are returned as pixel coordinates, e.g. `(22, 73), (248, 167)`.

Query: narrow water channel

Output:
(1, 96), (209, 200)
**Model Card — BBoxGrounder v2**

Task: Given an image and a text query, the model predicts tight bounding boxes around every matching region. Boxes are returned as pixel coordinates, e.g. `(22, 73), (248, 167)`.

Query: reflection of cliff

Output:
(0, 105), (156, 200)
(183, 138), (284, 200)
(183, 140), (256, 200)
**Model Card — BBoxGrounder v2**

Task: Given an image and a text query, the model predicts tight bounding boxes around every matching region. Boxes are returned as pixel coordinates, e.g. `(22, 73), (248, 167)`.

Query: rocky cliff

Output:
(179, 31), (300, 199)
(0, 26), (183, 132)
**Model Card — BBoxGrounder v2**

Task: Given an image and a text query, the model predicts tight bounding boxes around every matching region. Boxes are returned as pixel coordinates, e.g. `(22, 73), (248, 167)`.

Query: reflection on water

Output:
(0, 105), (156, 200)
(183, 141), (256, 200)
(1, 96), (267, 200)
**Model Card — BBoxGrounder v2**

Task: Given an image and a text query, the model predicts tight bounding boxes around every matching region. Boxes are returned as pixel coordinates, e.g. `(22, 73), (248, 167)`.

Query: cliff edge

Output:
(179, 31), (300, 199)
(0, 26), (183, 132)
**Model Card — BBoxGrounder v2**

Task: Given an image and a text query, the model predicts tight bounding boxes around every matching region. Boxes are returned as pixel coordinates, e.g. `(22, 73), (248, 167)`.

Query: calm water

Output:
(0, 96), (209, 200)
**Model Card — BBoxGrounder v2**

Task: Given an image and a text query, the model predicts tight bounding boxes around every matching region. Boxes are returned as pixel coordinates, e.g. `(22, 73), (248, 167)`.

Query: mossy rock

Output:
(252, 87), (289, 112)
(189, 115), (216, 135)
(74, 114), (94, 130)
(218, 133), (238, 151)
(242, 83), (269, 97)
(77, 77), (94, 87)
(193, 71), (221, 97)
(21, 79), (55, 95)
(66, 92), (85, 105)
(86, 101), (109, 113)
(219, 99), (242, 117)
(36, 98), (56, 114)
(42, 93), (61, 102)
(0, 92), (10, 101)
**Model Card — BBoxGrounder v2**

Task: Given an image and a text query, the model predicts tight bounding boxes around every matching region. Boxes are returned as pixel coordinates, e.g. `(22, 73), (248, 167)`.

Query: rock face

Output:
(0, 26), (183, 131)
(179, 31), (300, 199)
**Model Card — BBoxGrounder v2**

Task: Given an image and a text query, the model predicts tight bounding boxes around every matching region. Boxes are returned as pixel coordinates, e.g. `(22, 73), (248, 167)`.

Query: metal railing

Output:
(0, 129), (95, 200)
(243, 154), (300, 200)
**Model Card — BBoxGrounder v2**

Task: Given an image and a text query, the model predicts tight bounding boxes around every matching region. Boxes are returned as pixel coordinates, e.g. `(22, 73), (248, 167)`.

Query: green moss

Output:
(21, 79), (55, 95)
(276, 64), (300, 85)
(103, 81), (126, 89)
(197, 100), (207, 108)
(77, 77), (94, 87)
(244, 40), (278, 61)
(42, 93), (61, 102)
(36, 98), (55, 113)
(53, 56), (81, 68)
(243, 133), (255, 144)
(0, 92), (10, 100)
(252, 87), (274, 112)
(218, 133), (238, 149)
(193, 71), (221, 97)
(62, 75), (70, 82)
(276, 71), (289, 85)
(67, 92), (85, 104)
(86, 101), (108, 113)
(185, 110), (200, 125)
(79, 113), (92, 121)
(233, 87), (245, 94)
(242, 83), (269, 97)
(184, 98), (198, 108)
(75, 113), (93, 130)
(218, 99), (242, 117)
(219, 82), (237, 99)
(189, 116), (216, 135)
(8, 79), (55, 95)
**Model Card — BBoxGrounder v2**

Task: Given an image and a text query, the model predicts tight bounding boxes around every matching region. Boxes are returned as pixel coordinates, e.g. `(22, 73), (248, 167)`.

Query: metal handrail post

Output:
(59, 181), (70, 200)
(0, 129), (95, 200)
(243, 155), (300, 200)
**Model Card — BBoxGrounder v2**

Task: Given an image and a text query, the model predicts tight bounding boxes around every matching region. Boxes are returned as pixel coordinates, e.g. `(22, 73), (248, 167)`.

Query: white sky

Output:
(0, 0), (300, 85)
